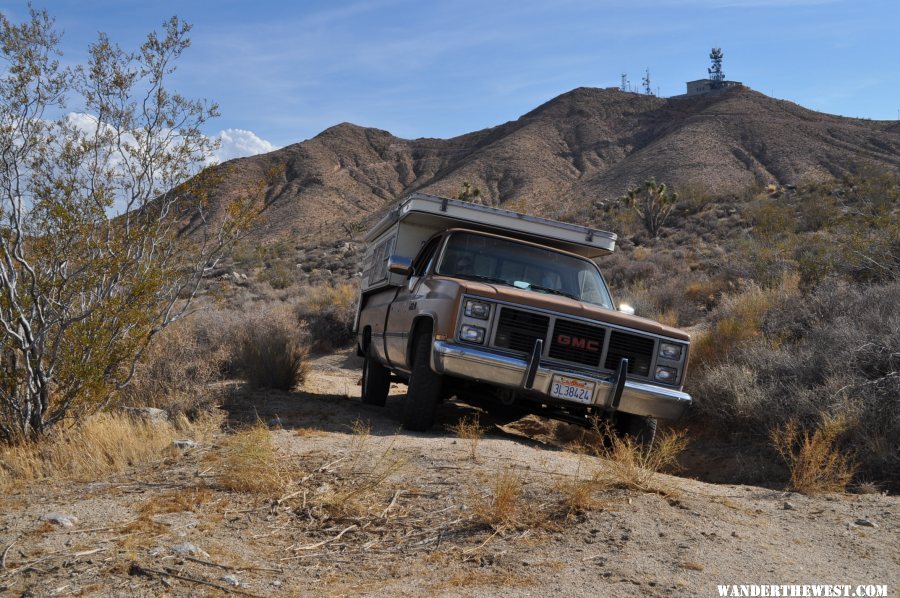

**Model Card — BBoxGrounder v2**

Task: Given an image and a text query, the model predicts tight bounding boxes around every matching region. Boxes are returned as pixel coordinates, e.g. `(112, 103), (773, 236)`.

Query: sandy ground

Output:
(0, 351), (896, 597)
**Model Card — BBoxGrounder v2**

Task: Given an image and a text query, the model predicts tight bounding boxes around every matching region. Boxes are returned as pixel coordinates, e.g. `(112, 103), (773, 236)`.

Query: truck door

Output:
(384, 236), (442, 370)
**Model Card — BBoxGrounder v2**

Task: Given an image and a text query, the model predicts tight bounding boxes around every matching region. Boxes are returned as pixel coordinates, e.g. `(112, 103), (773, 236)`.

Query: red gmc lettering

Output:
(557, 335), (600, 352)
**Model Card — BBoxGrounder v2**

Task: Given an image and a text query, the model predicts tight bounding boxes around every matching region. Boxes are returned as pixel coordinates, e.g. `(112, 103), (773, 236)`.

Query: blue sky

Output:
(3, 0), (898, 159)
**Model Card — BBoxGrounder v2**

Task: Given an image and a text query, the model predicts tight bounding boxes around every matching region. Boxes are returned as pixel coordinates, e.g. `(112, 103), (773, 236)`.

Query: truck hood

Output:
(453, 278), (690, 342)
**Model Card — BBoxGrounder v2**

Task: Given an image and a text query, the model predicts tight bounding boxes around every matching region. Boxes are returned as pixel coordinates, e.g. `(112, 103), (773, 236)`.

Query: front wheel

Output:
(402, 329), (443, 431)
(361, 346), (390, 406)
(615, 413), (657, 448)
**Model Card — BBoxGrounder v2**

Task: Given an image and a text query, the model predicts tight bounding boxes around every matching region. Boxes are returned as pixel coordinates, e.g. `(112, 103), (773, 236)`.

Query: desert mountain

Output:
(201, 86), (900, 244)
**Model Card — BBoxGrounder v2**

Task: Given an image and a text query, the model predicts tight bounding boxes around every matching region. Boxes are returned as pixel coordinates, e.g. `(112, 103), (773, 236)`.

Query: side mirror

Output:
(618, 303), (635, 316)
(387, 255), (413, 276)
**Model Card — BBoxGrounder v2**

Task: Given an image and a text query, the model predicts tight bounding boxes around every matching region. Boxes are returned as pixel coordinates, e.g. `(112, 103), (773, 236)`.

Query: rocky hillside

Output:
(197, 86), (899, 246)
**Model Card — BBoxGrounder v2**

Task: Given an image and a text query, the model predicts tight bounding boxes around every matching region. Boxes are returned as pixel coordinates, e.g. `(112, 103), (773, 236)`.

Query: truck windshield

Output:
(436, 232), (614, 309)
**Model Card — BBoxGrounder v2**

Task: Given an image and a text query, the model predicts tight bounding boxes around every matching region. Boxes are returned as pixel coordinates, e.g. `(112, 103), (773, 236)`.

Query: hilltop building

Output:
(682, 78), (743, 96)
(669, 78), (744, 99)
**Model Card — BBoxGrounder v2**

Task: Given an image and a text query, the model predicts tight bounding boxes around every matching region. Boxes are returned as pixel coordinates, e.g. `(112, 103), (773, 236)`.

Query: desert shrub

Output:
(592, 424), (687, 493)
(122, 312), (234, 415)
(0, 12), (259, 443)
(296, 282), (358, 351)
(690, 281), (900, 487)
(771, 417), (856, 495)
(675, 181), (714, 212)
(690, 279), (798, 369)
(233, 306), (308, 390)
(749, 200), (797, 239)
(259, 260), (296, 290)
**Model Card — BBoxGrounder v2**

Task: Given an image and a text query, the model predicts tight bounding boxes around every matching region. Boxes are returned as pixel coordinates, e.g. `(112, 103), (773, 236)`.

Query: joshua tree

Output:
(622, 178), (678, 238)
(455, 181), (483, 202)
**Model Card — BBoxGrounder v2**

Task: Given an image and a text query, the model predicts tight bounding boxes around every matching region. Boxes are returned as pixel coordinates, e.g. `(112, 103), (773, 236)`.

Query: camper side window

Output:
(411, 237), (441, 277)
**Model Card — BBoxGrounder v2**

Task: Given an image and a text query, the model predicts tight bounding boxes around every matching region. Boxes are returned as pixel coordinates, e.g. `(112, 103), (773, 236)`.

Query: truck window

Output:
(411, 237), (441, 276)
(436, 231), (614, 309)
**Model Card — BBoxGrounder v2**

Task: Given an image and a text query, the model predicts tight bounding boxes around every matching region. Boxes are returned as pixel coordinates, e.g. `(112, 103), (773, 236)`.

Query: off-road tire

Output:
(616, 413), (657, 448)
(402, 330), (443, 431)
(361, 345), (390, 407)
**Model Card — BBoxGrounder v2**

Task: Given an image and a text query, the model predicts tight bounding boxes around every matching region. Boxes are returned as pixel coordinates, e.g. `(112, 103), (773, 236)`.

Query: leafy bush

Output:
(0, 11), (260, 443)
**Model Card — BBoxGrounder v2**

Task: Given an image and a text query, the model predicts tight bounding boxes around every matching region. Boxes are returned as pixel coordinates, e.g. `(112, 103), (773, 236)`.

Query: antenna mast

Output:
(708, 47), (725, 87)
(642, 68), (653, 95)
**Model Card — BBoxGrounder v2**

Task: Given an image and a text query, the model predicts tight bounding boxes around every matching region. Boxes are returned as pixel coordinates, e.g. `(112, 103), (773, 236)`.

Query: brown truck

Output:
(355, 193), (691, 444)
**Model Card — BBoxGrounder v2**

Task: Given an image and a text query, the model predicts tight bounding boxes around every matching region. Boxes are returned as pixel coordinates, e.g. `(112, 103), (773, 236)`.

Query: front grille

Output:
(493, 308), (549, 353)
(549, 319), (605, 366)
(604, 331), (655, 376)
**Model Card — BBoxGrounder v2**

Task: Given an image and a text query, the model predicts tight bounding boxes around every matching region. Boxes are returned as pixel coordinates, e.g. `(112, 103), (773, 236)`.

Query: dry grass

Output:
(594, 426), (688, 493)
(448, 414), (485, 461)
(218, 422), (286, 494)
(348, 417), (372, 458)
(554, 463), (601, 517)
(139, 486), (215, 516)
(469, 468), (536, 532)
(691, 279), (798, 369)
(440, 568), (535, 589)
(0, 412), (217, 491)
(316, 441), (407, 520)
(771, 417), (856, 495)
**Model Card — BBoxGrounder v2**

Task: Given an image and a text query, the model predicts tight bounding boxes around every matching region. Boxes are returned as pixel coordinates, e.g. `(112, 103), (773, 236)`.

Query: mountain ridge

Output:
(198, 86), (900, 244)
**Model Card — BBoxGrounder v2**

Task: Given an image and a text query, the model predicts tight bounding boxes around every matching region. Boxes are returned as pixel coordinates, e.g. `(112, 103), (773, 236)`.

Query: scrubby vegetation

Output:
(296, 282), (358, 351)
(592, 166), (900, 490)
(233, 306), (309, 391)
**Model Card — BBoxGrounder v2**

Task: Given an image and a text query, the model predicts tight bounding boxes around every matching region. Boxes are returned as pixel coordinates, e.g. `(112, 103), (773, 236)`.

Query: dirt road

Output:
(0, 352), (896, 596)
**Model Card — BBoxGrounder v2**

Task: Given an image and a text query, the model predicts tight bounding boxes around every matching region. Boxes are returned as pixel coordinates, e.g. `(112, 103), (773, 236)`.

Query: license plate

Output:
(549, 375), (595, 404)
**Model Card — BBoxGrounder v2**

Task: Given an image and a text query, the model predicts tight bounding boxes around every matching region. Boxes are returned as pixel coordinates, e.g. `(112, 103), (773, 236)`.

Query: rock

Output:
(272, 580), (283, 587)
(41, 513), (78, 528)
(171, 542), (209, 558)
(220, 575), (241, 587)
(854, 518), (877, 528)
(783, 501), (796, 510)
(123, 407), (169, 424)
(173, 439), (197, 450)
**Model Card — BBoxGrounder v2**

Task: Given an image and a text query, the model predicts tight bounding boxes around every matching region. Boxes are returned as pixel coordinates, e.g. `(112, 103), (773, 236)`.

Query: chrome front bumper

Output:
(431, 340), (691, 420)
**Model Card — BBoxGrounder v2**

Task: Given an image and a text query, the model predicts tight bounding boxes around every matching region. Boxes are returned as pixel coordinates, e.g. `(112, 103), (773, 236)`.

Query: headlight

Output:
(459, 325), (485, 344)
(654, 366), (678, 383)
(658, 342), (683, 361)
(464, 299), (491, 320)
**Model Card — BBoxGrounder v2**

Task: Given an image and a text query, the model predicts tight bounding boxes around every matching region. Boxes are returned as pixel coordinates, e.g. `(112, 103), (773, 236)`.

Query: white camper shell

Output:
(360, 193), (617, 292)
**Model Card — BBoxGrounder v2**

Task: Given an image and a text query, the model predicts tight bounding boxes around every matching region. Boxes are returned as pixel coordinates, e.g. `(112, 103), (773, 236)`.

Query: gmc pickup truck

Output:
(354, 193), (691, 445)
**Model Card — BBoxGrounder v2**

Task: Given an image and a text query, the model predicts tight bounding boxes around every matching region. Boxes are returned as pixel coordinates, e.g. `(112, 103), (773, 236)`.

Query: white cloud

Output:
(209, 129), (278, 164)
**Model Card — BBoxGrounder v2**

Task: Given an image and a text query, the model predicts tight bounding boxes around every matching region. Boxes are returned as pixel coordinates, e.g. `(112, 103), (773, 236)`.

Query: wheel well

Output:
(407, 316), (434, 366)
(358, 326), (372, 356)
